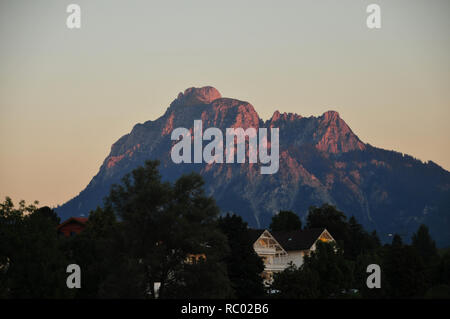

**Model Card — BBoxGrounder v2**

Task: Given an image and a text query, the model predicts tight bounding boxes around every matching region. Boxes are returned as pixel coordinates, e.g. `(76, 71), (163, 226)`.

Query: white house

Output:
(249, 228), (336, 285)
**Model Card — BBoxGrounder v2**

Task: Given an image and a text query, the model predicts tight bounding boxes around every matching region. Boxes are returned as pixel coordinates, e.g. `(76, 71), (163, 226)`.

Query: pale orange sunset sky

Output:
(0, 0), (449, 208)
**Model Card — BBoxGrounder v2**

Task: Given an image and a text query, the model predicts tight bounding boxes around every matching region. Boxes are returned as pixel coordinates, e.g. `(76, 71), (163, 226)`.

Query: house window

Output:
(319, 232), (332, 242)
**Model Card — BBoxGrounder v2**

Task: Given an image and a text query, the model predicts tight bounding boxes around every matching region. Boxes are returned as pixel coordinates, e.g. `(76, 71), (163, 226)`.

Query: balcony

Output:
(254, 247), (277, 255)
(265, 263), (288, 271)
(263, 256), (289, 272)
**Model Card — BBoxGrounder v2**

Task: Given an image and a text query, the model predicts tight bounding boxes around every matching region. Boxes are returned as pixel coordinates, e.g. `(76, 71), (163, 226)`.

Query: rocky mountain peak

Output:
(174, 86), (222, 106)
(269, 110), (303, 124)
(56, 87), (450, 247)
(165, 87), (260, 130)
(315, 110), (365, 153)
(321, 110), (340, 122)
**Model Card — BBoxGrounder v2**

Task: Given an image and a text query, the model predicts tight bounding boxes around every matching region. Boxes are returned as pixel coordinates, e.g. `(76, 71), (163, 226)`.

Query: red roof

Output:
(57, 217), (88, 230)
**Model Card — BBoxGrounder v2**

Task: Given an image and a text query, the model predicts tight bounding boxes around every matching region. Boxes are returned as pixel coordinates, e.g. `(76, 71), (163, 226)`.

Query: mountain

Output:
(56, 86), (450, 247)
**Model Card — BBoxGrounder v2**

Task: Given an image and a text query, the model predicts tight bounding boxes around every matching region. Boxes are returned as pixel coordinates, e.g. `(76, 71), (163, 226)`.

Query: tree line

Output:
(1, 160), (449, 298)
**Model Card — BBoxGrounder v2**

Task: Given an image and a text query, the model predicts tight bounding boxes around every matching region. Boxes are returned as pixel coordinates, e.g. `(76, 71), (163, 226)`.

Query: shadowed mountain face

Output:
(56, 86), (450, 246)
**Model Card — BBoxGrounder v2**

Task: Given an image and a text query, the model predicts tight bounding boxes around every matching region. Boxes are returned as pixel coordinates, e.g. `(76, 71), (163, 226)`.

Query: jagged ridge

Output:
(56, 87), (450, 247)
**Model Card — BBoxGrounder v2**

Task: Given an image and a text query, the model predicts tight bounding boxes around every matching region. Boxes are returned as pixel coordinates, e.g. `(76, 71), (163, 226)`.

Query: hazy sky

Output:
(0, 0), (449, 208)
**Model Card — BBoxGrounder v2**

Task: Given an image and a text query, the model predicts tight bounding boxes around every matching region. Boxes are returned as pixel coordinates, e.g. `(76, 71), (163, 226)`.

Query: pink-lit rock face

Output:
(107, 89), (367, 175)
(206, 98), (260, 129)
(315, 111), (366, 153)
(162, 113), (175, 136)
(106, 144), (141, 168)
(107, 154), (125, 168)
(270, 110), (302, 125)
(176, 86), (222, 105)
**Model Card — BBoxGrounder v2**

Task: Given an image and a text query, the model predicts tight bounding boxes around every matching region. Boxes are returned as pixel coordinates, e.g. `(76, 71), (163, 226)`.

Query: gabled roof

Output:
(249, 228), (288, 255)
(271, 228), (327, 251)
(248, 228), (331, 251)
(57, 217), (88, 230)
